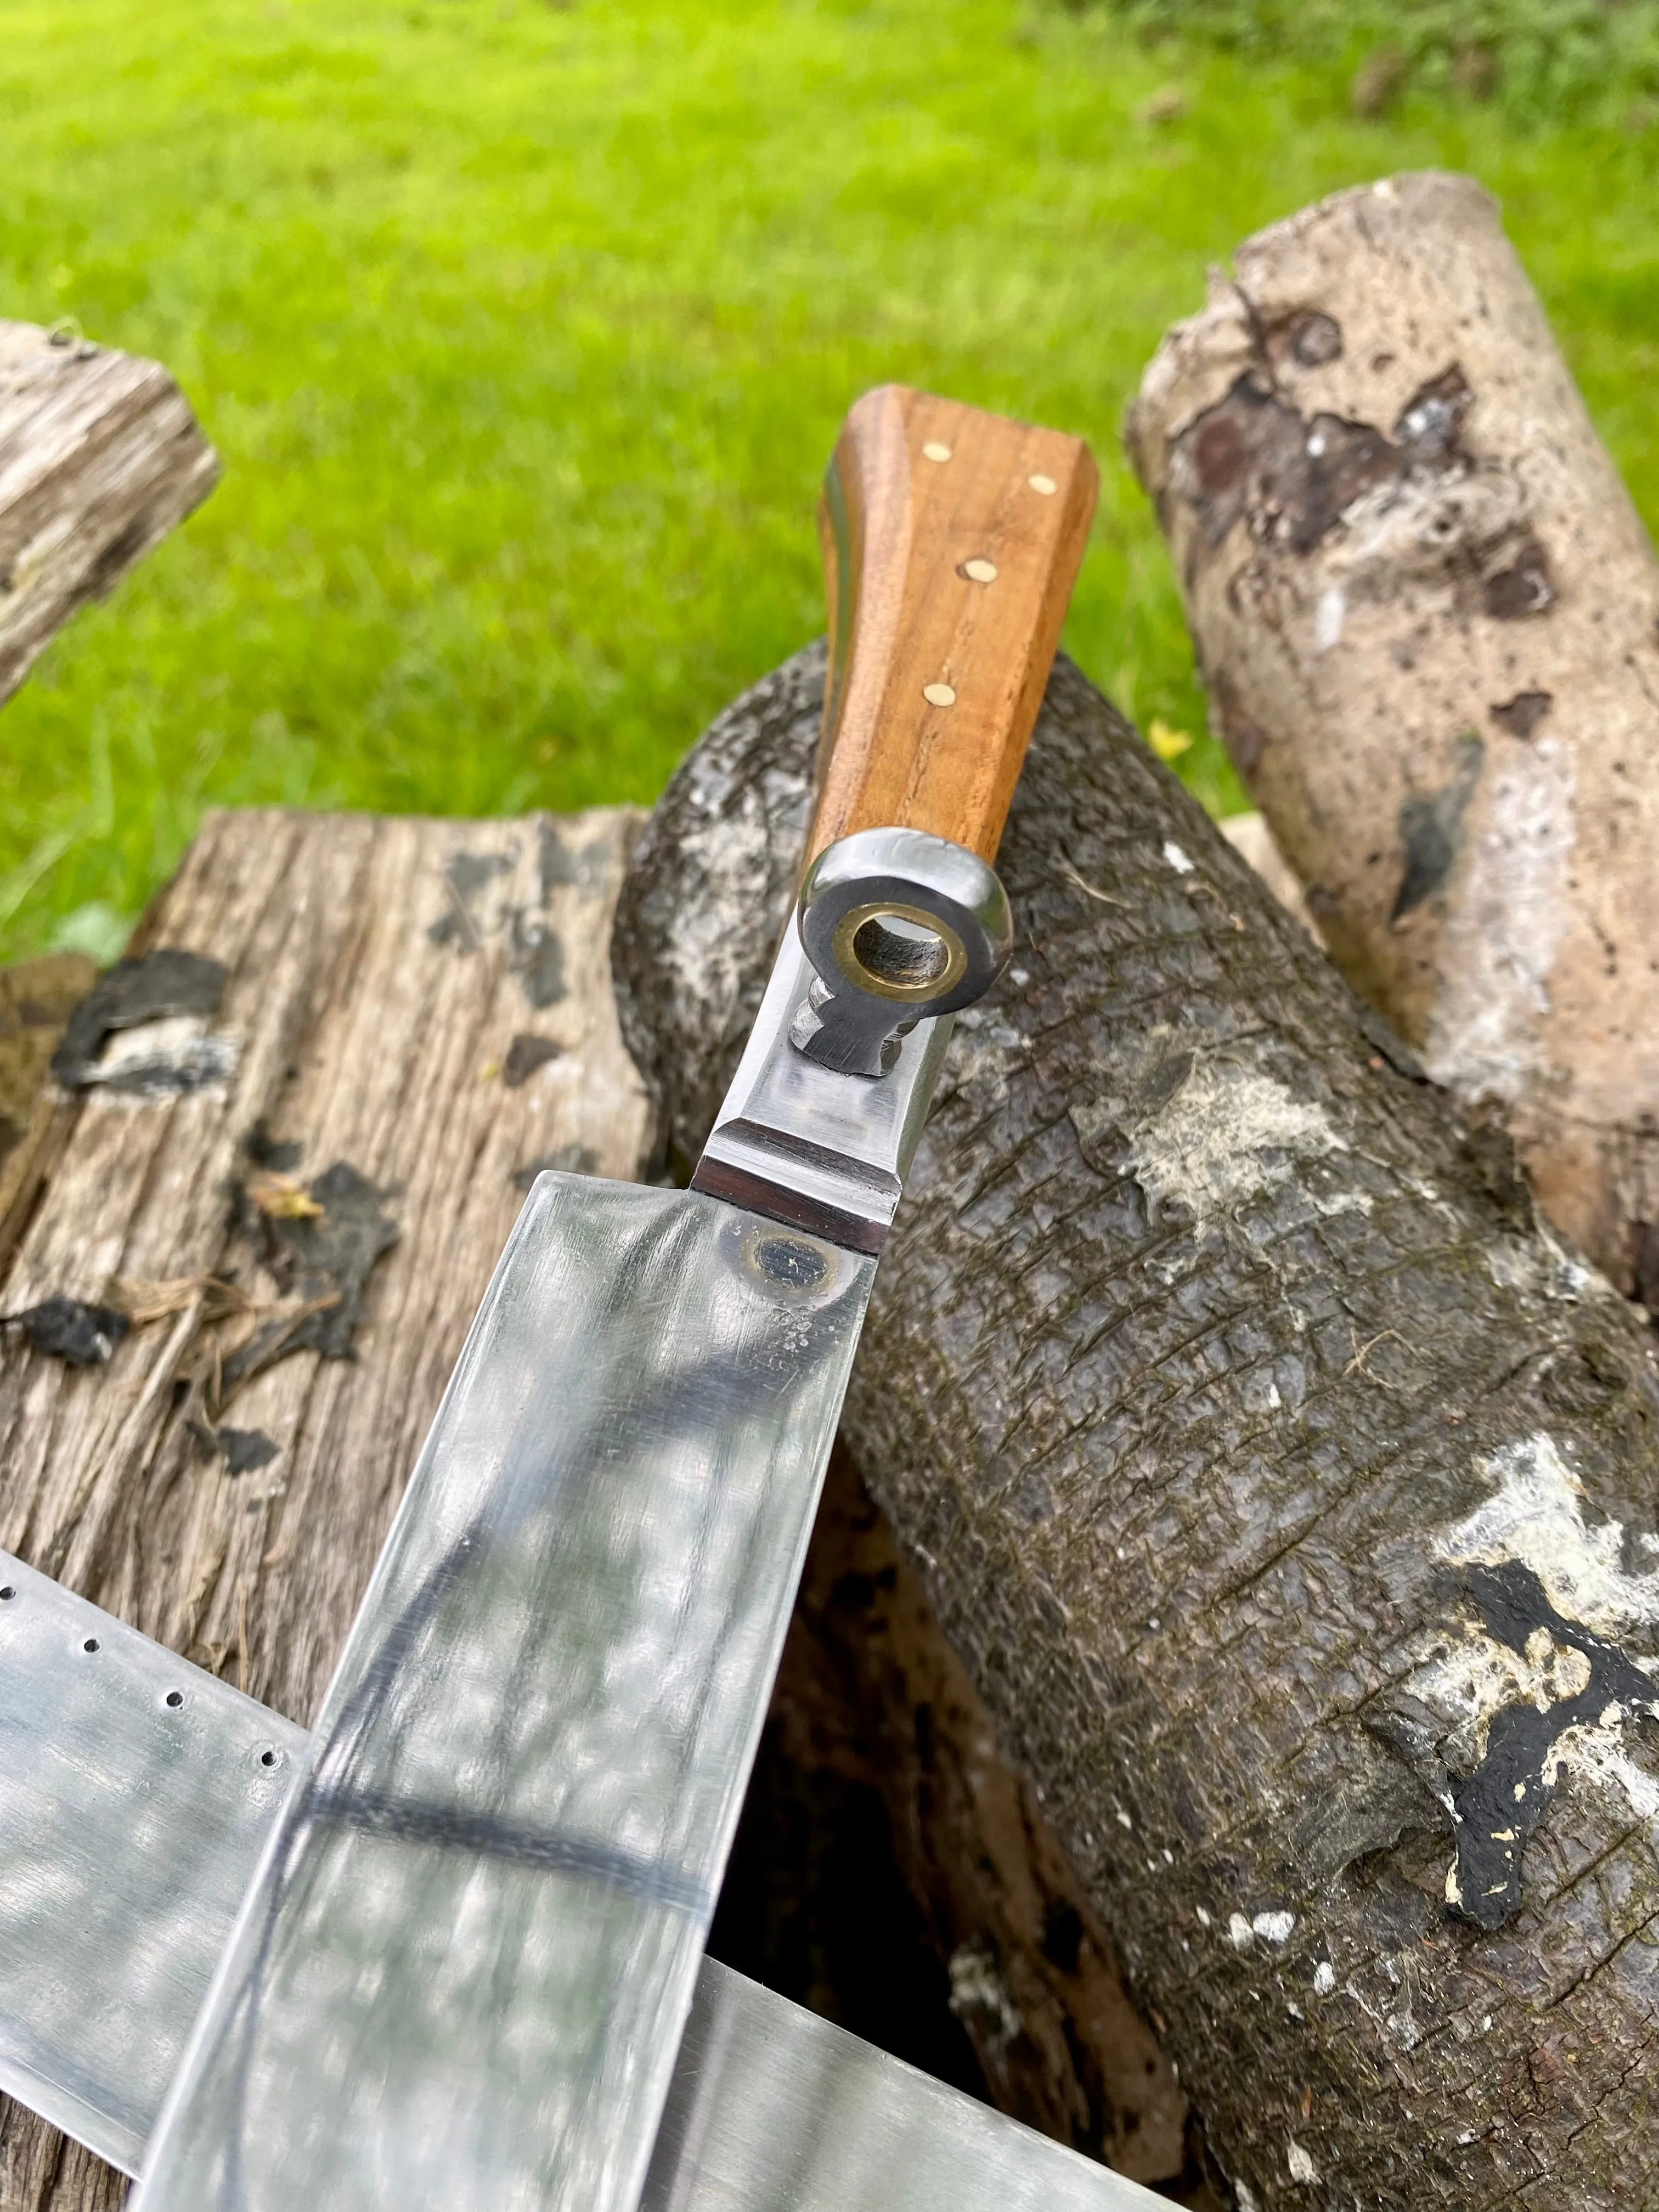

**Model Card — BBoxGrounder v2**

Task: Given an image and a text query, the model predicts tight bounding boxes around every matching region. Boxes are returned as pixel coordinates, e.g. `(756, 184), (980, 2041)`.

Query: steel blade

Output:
(0, 1550), (1163, 2212)
(0, 1551), (297, 2172)
(131, 1172), (876, 2212)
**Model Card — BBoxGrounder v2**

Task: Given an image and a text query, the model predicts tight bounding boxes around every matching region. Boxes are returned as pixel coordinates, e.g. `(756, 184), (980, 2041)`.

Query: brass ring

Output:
(829, 901), (970, 1005)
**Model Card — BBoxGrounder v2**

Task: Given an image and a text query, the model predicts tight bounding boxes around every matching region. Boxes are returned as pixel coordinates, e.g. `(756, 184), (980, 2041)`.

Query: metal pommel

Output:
(789, 828), (1012, 1078)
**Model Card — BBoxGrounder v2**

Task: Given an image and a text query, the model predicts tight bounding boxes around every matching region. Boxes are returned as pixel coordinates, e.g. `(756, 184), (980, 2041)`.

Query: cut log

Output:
(613, 641), (1659, 2212)
(0, 805), (651, 2210)
(0, 319), (218, 707)
(1123, 171), (1659, 1309)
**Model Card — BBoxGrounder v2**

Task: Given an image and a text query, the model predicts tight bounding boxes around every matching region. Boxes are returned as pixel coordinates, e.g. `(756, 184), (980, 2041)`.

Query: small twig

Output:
(1187, 881), (1246, 930)
(236, 1582), (249, 1696)
(1059, 859), (1129, 909)
(207, 1290), (341, 1418)
(1345, 1324), (1413, 1380)
(110, 1274), (250, 1326)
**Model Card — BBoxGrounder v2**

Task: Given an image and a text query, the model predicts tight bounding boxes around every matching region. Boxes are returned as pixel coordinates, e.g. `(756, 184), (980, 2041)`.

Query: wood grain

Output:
(810, 386), (1096, 864)
(0, 804), (651, 2210)
(0, 320), (218, 706)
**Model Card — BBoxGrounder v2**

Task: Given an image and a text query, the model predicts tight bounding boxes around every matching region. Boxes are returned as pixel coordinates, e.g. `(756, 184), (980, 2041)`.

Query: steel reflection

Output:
(131, 1176), (874, 2212)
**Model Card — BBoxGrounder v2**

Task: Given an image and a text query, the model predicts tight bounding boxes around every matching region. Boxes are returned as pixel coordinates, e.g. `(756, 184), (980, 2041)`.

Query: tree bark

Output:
(1123, 171), (1659, 1311)
(0, 320), (218, 707)
(733, 1441), (1205, 2196)
(613, 642), (1659, 2212)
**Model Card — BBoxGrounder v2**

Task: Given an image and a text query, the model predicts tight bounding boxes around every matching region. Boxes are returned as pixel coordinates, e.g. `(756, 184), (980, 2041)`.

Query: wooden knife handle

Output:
(808, 385), (1098, 866)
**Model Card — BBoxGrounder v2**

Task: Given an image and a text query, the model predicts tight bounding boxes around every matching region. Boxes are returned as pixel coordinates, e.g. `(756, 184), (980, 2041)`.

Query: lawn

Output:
(2, 0), (1655, 961)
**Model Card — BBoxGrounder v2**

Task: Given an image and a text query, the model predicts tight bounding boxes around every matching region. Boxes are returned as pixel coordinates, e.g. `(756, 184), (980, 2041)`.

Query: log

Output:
(0, 804), (651, 2209)
(1122, 172), (1659, 1309)
(0, 319), (218, 706)
(613, 641), (1659, 2211)
(732, 1442), (1202, 2193)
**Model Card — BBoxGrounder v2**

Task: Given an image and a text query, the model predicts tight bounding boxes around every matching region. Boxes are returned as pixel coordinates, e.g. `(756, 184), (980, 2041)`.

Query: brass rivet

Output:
(962, 557), (997, 584)
(922, 441), (952, 462)
(923, 682), (957, 707)
(1029, 472), (1057, 495)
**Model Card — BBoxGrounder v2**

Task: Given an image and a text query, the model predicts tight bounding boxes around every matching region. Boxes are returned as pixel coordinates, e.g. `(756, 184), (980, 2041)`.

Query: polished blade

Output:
(132, 1174), (874, 2212)
(0, 1554), (1162, 2212)
(0, 1551), (297, 2173)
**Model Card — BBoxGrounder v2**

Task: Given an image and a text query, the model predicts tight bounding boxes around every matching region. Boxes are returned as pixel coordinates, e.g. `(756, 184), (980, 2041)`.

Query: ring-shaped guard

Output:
(791, 828), (1013, 1077)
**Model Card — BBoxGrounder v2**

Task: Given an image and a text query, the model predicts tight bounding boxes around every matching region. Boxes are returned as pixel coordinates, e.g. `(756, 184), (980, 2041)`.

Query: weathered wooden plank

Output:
(0, 319), (217, 706)
(0, 803), (652, 2209)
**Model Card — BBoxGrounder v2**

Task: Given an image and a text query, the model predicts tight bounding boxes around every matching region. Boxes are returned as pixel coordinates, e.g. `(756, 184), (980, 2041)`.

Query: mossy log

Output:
(613, 642), (1659, 2212)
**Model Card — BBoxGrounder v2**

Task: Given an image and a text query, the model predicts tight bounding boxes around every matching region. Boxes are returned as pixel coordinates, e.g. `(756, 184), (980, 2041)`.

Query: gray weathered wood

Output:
(0, 320), (217, 706)
(0, 804), (652, 2209)
(1125, 173), (1659, 1311)
(613, 643), (1659, 2212)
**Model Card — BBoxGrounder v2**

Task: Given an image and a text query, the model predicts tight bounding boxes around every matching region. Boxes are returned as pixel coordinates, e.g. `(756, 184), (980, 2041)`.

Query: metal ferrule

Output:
(690, 828), (1011, 1252)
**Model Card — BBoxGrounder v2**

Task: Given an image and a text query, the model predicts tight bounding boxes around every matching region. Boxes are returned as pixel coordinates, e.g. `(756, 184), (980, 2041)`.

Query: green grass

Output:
(2, 0), (1656, 961)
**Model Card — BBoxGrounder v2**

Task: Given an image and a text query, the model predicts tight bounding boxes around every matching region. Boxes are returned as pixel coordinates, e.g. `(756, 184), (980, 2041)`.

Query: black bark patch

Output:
(86, 514), (153, 597)
(246, 1121), (302, 1173)
(1446, 1560), (1659, 1931)
(1392, 365), (1472, 466)
(510, 913), (566, 1008)
(512, 1143), (600, 1191)
(503, 1033), (563, 1087)
(1481, 535), (1555, 620)
(1042, 1898), (1085, 1973)
(224, 1161), (398, 1390)
(216, 1426), (280, 1475)
(1489, 689), (1553, 740)
(51, 950), (227, 1089)
(540, 819), (611, 899)
(1169, 363), (1471, 558)
(427, 850), (514, 947)
(1267, 309), (1344, 369)
(2, 1294), (130, 1366)
(1390, 734), (1484, 922)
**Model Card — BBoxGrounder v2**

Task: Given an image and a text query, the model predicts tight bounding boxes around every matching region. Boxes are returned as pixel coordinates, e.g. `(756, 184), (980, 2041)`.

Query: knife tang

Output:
(811, 383), (1098, 865)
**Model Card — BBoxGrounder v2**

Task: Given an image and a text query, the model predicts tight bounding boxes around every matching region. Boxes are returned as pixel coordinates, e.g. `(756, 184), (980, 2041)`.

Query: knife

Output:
(0, 1545), (1161, 2211)
(107, 384), (1098, 2212)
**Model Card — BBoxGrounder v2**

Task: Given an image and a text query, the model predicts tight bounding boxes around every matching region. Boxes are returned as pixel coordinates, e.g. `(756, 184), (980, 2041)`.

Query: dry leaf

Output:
(247, 1170), (323, 1221)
